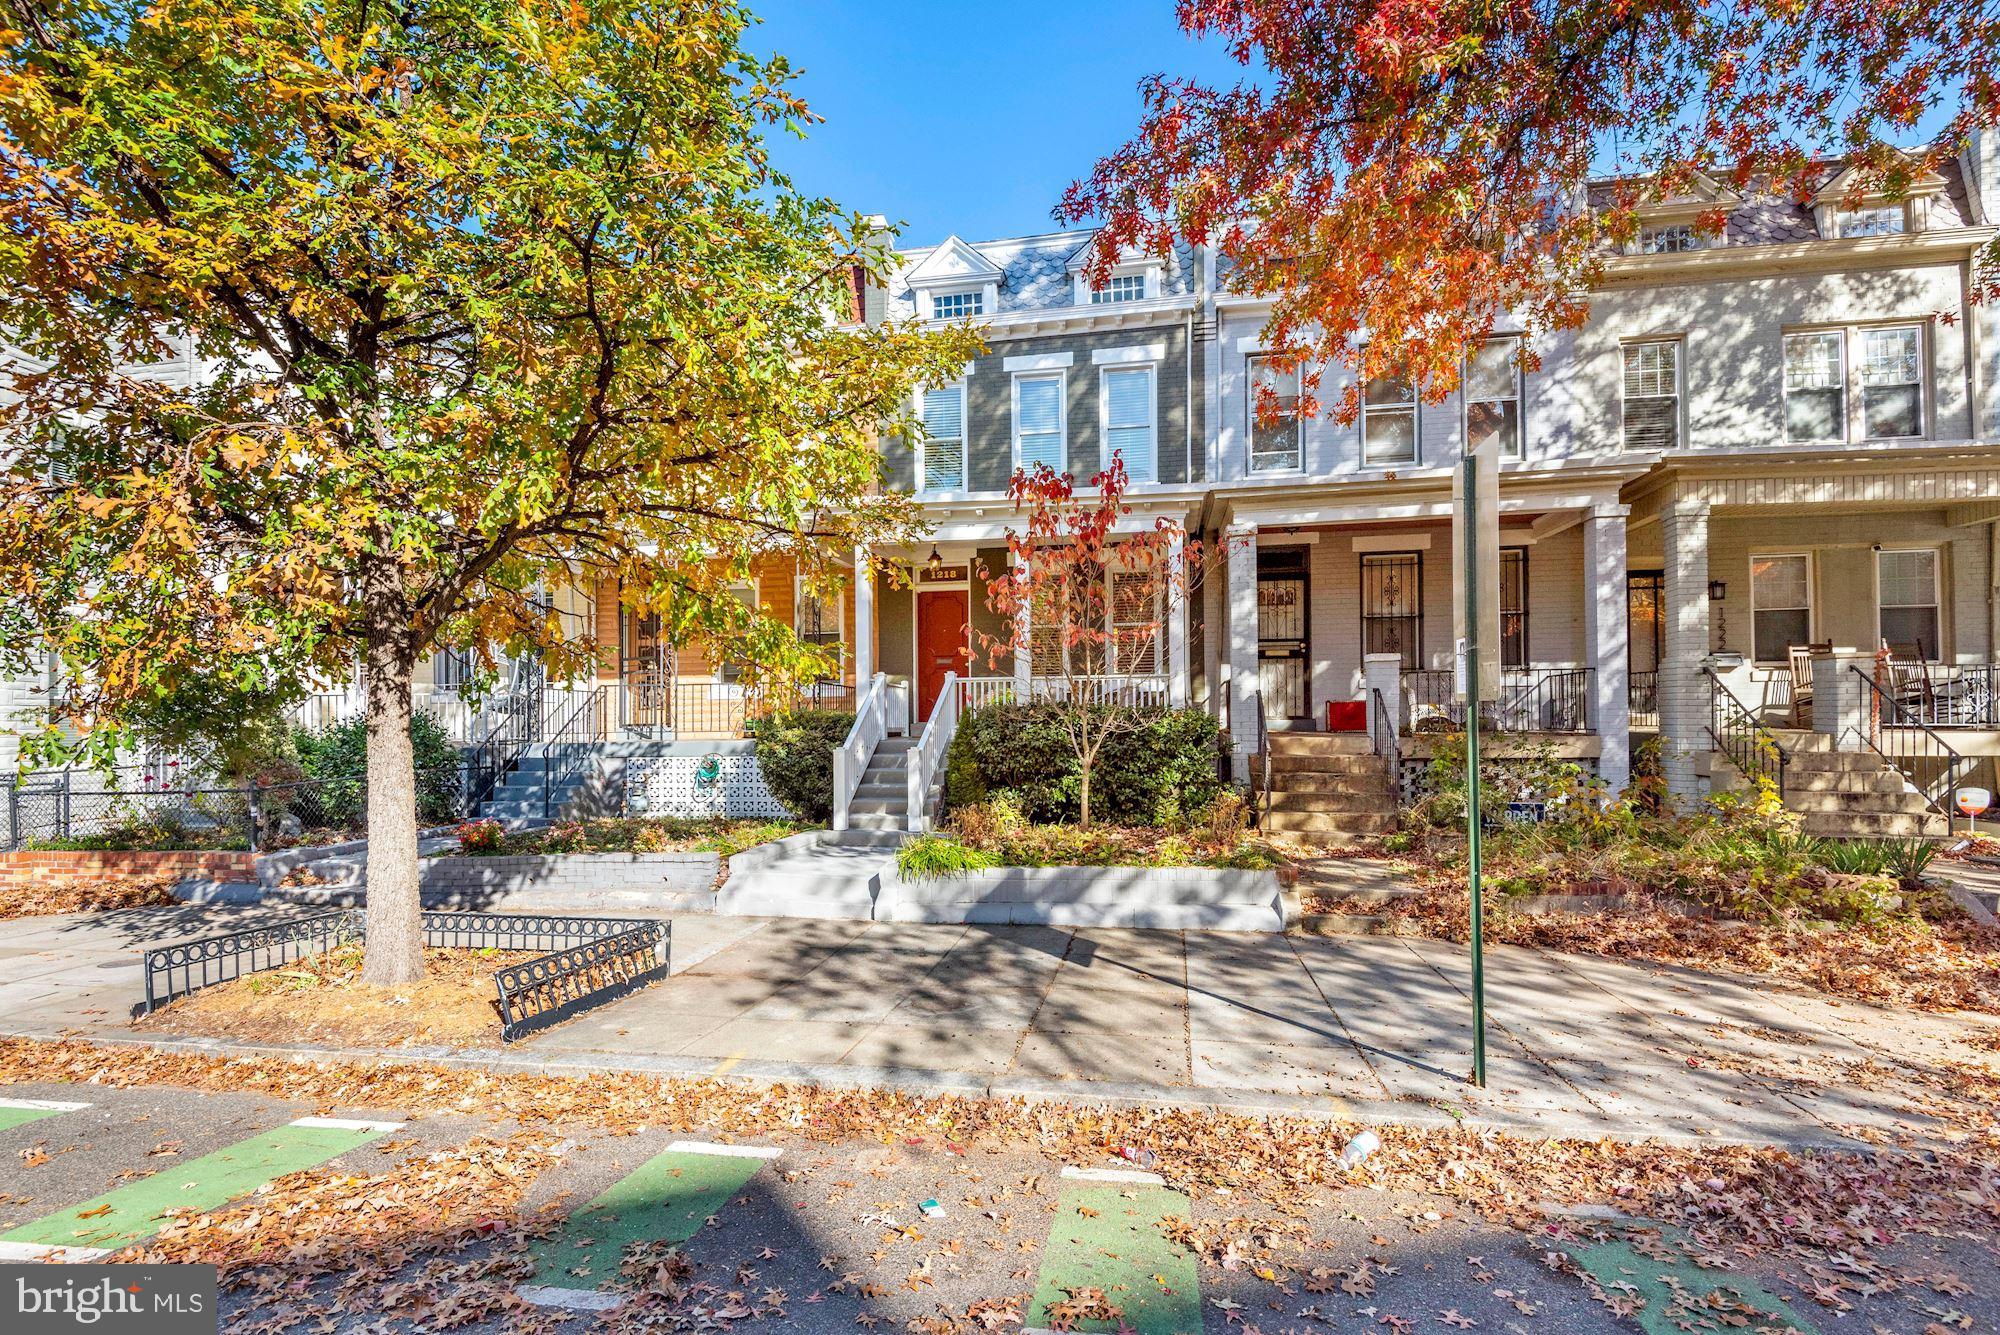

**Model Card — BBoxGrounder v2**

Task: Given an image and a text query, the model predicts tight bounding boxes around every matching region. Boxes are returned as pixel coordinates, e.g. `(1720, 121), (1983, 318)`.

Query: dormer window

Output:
(1090, 273), (1148, 304)
(931, 290), (983, 320)
(1834, 205), (1905, 238)
(1638, 223), (1704, 254)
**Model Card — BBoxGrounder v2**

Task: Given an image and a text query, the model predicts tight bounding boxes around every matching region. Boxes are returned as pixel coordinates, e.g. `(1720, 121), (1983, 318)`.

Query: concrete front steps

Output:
(475, 750), (587, 822)
(1254, 733), (1398, 847)
(1714, 732), (1947, 839)
(844, 736), (917, 832)
(714, 830), (905, 918)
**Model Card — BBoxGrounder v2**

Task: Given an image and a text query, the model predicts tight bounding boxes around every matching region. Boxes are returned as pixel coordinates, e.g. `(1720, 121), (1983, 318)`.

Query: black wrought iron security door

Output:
(1257, 550), (1309, 724)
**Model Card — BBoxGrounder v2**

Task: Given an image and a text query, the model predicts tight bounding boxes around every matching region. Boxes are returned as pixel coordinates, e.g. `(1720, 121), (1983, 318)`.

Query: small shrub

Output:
(1884, 837), (1939, 888)
(541, 820), (588, 854)
(456, 819), (505, 854)
(944, 703), (1224, 826)
(287, 711), (463, 827)
(748, 710), (855, 823)
(896, 834), (1000, 880)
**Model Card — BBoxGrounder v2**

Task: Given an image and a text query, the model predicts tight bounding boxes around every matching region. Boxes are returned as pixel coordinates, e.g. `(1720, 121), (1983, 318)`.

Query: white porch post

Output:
(1226, 523), (1259, 783)
(852, 544), (874, 690)
(1812, 649), (1873, 750)
(1659, 499), (1712, 804)
(1166, 525), (1189, 707)
(1362, 652), (1402, 743)
(1584, 504), (1632, 794)
(1011, 550), (1032, 698)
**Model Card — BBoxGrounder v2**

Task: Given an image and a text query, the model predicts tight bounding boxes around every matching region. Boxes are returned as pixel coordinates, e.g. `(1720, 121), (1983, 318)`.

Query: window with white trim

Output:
(1877, 549), (1940, 660)
(1834, 206), (1904, 238)
(1622, 340), (1680, 450)
(1090, 273), (1148, 304)
(1782, 332), (1845, 442)
(1013, 372), (1066, 474)
(717, 581), (760, 683)
(1246, 354), (1301, 471)
(795, 578), (842, 650)
(436, 647), (475, 690)
(1109, 568), (1161, 674)
(920, 384), (965, 492)
(1750, 554), (1811, 664)
(931, 290), (983, 320)
(1638, 223), (1703, 254)
(1361, 373), (1418, 465)
(1858, 325), (1922, 439)
(1465, 337), (1522, 459)
(1101, 366), (1156, 483)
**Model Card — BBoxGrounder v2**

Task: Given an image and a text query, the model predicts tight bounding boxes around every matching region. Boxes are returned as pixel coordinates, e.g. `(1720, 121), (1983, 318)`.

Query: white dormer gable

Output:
(903, 236), (1003, 320)
(1621, 169), (1743, 253)
(1065, 232), (1165, 304)
(1810, 157), (1947, 237)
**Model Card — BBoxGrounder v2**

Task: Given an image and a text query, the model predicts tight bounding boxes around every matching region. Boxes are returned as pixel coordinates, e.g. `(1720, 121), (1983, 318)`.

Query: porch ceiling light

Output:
(1707, 579), (1727, 601)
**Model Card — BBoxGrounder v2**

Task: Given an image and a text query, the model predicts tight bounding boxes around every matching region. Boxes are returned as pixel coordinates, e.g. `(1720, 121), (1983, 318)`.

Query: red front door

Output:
(916, 590), (970, 722)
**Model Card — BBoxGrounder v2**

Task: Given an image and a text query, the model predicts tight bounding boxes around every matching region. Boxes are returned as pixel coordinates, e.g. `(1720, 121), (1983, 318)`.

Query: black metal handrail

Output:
(542, 686), (609, 818)
(1369, 686), (1397, 764)
(1852, 666), (1971, 818)
(1705, 667), (1790, 792)
(1252, 688), (1271, 827)
(1407, 667), (1595, 733)
(462, 681), (545, 812)
(1891, 662), (1999, 729)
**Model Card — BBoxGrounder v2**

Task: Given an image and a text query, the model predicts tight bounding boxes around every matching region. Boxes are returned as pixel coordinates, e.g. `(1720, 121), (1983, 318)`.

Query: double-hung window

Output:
(1013, 373), (1067, 475)
(436, 647), (475, 691)
(1750, 554), (1812, 664)
(1782, 332), (1845, 442)
(1622, 341), (1680, 450)
(931, 290), (982, 320)
(1877, 549), (1940, 660)
(1362, 373), (1419, 465)
(920, 384), (966, 492)
(1109, 569), (1160, 674)
(1859, 325), (1922, 439)
(1246, 354), (1301, 472)
(1465, 337), (1523, 460)
(1101, 366), (1156, 483)
(795, 578), (843, 680)
(1090, 273), (1148, 304)
(1500, 548), (1528, 667)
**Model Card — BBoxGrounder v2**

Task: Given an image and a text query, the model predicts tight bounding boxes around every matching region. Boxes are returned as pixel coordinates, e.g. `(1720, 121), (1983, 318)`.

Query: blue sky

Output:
(750, 0), (1244, 249)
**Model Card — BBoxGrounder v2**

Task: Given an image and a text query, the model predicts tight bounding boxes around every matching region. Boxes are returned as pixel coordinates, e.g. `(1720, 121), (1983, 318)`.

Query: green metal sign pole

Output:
(1462, 455), (1488, 1089)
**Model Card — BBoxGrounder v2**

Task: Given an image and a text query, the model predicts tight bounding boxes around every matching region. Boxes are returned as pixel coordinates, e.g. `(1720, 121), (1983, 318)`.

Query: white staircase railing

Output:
(831, 671), (889, 832)
(906, 672), (960, 833)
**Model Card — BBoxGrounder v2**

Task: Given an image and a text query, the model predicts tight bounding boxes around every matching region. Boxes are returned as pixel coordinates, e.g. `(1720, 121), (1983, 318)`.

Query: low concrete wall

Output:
(413, 851), (722, 910)
(878, 865), (1287, 931)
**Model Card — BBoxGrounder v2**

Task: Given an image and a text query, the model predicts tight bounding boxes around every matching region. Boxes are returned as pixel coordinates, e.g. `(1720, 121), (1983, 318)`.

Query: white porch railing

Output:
(831, 671), (889, 832)
(957, 674), (1172, 711)
(907, 671), (959, 834)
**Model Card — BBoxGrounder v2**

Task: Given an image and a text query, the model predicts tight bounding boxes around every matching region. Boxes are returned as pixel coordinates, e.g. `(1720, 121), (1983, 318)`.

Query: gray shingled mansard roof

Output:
(886, 229), (1196, 319)
(1585, 155), (1978, 245)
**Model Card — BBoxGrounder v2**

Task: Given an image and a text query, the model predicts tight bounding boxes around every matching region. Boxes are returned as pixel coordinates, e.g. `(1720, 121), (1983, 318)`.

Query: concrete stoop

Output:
(845, 736), (918, 833)
(1254, 733), (1399, 847)
(1713, 740), (1948, 839)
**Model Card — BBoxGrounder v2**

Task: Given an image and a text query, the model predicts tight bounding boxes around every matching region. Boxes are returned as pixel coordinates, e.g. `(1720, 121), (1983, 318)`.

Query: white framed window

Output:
(1622, 340), (1681, 450)
(1090, 273), (1149, 304)
(1638, 223), (1703, 254)
(1782, 332), (1845, 442)
(794, 577), (843, 649)
(1834, 205), (1904, 238)
(717, 579), (761, 684)
(1108, 568), (1161, 674)
(435, 647), (475, 691)
(1876, 548), (1940, 660)
(919, 383), (965, 492)
(931, 289), (983, 321)
(1858, 324), (1923, 439)
(1100, 365), (1156, 483)
(1013, 372), (1067, 474)
(1246, 354), (1301, 472)
(1464, 337), (1523, 459)
(1750, 553), (1812, 665)
(1361, 373), (1419, 465)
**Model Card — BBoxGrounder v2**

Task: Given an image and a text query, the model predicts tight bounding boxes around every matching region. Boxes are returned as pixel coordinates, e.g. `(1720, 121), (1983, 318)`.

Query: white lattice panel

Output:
(629, 755), (793, 820)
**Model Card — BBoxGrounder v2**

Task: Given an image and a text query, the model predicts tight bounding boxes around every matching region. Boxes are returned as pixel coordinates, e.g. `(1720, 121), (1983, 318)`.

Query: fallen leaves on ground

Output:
(0, 874), (179, 919)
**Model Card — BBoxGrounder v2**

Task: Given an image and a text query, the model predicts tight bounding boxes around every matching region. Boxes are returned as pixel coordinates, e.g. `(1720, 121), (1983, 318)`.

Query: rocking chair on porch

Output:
(1787, 642), (1831, 728)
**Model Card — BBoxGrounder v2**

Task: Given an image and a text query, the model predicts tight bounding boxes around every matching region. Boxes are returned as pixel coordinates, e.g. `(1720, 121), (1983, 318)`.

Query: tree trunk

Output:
(361, 611), (424, 987)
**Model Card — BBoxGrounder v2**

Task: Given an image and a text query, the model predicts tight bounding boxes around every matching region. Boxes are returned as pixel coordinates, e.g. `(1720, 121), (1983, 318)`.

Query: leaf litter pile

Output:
(0, 873), (180, 920)
(5, 1037), (2000, 1333)
(132, 944), (538, 1047)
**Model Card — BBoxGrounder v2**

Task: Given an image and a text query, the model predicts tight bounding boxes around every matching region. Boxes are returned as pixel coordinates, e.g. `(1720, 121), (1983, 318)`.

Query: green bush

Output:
(748, 710), (856, 823)
(284, 710), (463, 827)
(896, 834), (1001, 880)
(943, 703), (1225, 826)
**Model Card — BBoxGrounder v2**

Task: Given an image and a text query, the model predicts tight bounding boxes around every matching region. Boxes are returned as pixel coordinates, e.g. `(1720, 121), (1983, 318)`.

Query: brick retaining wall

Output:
(0, 849), (257, 888)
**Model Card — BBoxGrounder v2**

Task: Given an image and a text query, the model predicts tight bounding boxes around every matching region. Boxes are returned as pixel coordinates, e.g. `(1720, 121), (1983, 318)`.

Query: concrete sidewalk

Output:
(2, 902), (1995, 1147)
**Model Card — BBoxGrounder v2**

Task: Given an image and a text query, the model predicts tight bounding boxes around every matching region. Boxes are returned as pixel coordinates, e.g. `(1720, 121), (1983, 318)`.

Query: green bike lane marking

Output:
(1025, 1167), (1201, 1335)
(0, 1097), (91, 1132)
(0, 1115), (402, 1261)
(520, 1140), (783, 1311)
(1556, 1221), (1818, 1335)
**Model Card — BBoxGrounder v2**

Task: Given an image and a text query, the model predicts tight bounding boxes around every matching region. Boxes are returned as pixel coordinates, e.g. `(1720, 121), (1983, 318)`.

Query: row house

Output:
(840, 130), (2000, 833)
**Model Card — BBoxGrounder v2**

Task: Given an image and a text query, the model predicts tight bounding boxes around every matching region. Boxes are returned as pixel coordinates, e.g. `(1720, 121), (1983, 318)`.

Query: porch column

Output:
(1166, 525), (1189, 707)
(1584, 504), (1632, 795)
(852, 545), (874, 689)
(1011, 550), (1031, 698)
(1363, 652), (1402, 742)
(1226, 522), (1259, 783)
(1812, 648), (1874, 751)
(1659, 498), (1711, 803)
